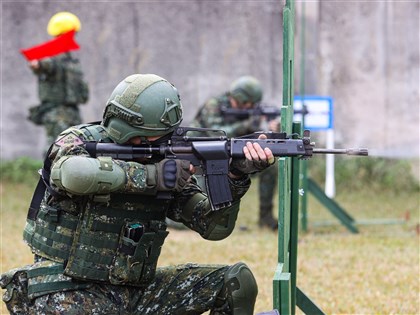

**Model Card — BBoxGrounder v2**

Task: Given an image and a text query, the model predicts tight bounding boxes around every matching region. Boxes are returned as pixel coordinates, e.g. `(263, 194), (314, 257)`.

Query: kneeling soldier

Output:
(1, 74), (275, 315)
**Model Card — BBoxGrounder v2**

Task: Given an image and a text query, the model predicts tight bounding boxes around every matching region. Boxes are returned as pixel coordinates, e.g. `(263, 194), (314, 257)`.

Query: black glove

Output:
(156, 159), (191, 192)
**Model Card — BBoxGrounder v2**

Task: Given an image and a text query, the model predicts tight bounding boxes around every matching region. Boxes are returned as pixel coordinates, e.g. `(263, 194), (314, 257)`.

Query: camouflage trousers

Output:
(1, 262), (231, 315)
(42, 104), (82, 145)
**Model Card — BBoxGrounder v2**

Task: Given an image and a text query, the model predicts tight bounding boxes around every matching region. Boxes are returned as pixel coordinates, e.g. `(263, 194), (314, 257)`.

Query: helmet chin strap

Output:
(139, 136), (150, 145)
(136, 132), (172, 146)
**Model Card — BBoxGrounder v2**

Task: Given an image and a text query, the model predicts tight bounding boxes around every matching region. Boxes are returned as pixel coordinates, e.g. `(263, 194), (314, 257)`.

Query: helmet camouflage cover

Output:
(102, 74), (183, 144)
(229, 76), (263, 105)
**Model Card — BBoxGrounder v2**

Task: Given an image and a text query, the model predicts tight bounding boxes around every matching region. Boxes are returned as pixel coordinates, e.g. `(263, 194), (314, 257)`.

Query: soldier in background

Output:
(0, 73), (276, 315)
(27, 12), (89, 148)
(191, 76), (279, 230)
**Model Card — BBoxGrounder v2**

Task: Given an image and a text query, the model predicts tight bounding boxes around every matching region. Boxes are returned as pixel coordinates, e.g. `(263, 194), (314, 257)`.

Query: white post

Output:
(325, 129), (335, 198)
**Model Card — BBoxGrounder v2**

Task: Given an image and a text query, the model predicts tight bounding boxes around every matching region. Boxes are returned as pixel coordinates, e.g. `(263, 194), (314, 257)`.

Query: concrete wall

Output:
(296, 1), (419, 158)
(1, 0), (284, 158)
(1, 1), (418, 159)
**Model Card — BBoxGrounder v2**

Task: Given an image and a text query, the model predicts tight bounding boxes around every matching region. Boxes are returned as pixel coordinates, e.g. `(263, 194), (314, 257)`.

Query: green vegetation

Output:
(309, 156), (420, 193)
(0, 157), (42, 185)
(1, 157), (419, 314)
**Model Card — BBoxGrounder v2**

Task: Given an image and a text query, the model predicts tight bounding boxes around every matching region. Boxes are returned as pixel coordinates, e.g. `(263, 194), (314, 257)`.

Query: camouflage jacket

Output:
(45, 123), (250, 235)
(18, 123), (251, 290)
(190, 92), (259, 138)
(32, 52), (88, 105)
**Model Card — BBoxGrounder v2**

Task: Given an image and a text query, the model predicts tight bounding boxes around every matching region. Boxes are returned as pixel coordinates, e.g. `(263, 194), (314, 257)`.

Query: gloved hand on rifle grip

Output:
(156, 159), (192, 192)
(230, 135), (275, 176)
(230, 156), (272, 176)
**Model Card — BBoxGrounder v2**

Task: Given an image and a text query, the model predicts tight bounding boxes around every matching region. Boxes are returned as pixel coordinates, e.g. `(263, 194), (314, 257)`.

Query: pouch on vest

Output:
(62, 200), (168, 287)
(24, 203), (79, 263)
(109, 220), (169, 286)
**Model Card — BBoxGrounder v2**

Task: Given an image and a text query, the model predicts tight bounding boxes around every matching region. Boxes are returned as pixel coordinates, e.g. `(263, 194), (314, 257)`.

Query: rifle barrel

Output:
(313, 148), (368, 156)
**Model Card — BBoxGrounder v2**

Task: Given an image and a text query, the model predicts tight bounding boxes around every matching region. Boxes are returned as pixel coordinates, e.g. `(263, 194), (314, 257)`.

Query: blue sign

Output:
(293, 95), (334, 130)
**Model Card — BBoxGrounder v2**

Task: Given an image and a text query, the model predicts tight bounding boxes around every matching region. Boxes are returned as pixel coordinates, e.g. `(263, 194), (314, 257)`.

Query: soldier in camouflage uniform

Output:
(191, 76), (279, 230)
(1, 74), (275, 315)
(28, 12), (89, 147)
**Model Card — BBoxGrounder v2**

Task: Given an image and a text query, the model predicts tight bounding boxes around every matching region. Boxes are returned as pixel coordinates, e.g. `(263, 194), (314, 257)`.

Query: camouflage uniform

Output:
(190, 93), (257, 137)
(29, 52), (87, 146)
(191, 93), (278, 229)
(1, 123), (253, 314)
(1, 261), (230, 315)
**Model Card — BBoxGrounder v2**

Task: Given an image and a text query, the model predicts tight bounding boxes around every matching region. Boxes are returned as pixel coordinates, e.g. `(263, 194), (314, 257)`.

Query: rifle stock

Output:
(84, 127), (368, 210)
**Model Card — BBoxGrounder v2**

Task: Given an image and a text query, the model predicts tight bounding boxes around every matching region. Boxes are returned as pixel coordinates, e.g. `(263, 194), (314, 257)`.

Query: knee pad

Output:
(223, 262), (258, 315)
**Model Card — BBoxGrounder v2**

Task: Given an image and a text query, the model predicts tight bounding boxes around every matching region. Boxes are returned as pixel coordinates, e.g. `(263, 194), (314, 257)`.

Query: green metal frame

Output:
(272, 0), (295, 311)
(307, 178), (358, 233)
(298, 0), (308, 233)
(273, 1), (325, 314)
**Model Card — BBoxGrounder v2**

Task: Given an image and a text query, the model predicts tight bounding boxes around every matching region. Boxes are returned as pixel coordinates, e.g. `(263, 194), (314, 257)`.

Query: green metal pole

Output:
(298, 1), (308, 233)
(281, 0), (295, 124)
(274, 1), (325, 314)
(290, 122), (302, 314)
(273, 0), (295, 313)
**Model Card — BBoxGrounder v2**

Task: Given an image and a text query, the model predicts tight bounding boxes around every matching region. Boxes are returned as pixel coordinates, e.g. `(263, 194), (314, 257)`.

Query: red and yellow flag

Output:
(21, 30), (80, 61)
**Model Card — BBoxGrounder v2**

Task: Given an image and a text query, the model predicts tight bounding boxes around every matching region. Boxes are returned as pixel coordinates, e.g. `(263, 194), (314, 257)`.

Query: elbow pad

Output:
(50, 156), (126, 195)
(203, 200), (241, 241)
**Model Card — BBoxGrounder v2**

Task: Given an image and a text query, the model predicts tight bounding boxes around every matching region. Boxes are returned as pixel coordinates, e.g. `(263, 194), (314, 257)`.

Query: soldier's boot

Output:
(258, 205), (278, 230)
(213, 262), (258, 315)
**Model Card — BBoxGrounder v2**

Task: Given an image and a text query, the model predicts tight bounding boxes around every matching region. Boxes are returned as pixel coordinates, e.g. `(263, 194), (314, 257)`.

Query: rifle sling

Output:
(28, 122), (107, 221)
(27, 144), (60, 220)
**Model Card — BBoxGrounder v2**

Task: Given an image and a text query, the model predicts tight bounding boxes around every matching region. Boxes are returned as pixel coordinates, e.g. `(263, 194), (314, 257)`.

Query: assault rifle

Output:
(220, 103), (308, 121)
(84, 127), (367, 211)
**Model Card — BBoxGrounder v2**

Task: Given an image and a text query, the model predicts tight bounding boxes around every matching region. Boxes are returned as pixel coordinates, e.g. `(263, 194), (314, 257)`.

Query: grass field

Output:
(1, 177), (419, 314)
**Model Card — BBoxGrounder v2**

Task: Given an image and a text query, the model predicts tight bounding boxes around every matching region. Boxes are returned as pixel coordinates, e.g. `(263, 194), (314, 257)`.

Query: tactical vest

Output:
(24, 123), (170, 287)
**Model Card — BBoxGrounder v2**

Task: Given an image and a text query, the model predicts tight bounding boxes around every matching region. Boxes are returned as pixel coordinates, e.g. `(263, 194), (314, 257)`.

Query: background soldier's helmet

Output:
(102, 74), (183, 144)
(229, 76), (263, 105)
(47, 12), (81, 36)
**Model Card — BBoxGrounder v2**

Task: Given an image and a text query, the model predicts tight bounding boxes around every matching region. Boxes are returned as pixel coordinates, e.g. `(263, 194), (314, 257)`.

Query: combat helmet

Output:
(229, 76), (263, 104)
(102, 74), (183, 144)
(47, 12), (81, 36)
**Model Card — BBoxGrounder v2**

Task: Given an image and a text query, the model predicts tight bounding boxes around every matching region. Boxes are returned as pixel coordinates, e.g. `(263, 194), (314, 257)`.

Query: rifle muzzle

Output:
(312, 148), (369, 156)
